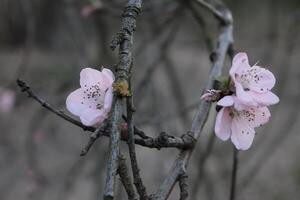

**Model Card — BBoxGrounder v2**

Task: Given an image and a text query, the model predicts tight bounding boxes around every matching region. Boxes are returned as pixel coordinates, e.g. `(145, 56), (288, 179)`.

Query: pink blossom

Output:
(81, 0), (103, 17)
(215, 96), (270, 150)
(230, 52), (279, 106)
(0, 88), (15, 113)
(66, 67), (114, 126)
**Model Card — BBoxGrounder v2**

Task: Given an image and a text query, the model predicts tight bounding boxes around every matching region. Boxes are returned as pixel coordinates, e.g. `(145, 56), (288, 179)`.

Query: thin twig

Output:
(229, 148), (238, 200)
(16, 79), (94, 132)
(117, 155), (137, 200)
(126, 66), (148, 199)
(80, 123), (107, 156)
(195, 0), (232, 25)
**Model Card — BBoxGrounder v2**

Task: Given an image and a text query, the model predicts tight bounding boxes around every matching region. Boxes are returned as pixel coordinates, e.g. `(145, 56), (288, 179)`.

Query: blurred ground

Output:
(1, 0), (300, 200)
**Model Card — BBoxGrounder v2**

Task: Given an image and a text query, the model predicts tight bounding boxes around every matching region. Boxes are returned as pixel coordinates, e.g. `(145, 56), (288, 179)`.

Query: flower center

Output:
(236, 67), (262, 91)
(81, 83), (106, 110)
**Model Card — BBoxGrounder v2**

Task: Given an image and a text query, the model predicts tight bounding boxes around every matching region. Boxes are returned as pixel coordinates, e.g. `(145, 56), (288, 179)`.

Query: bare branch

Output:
(17, 78), (197, 153)
(153, 1), (233, 199)
(135, 132), (196, 150)
(195, 0), (232, 25)
(178, 173), (188, 200)
(127, 79), (149, 200)
(118, 155), (137, 200)
(80, 123), (108, 156)
(229, 148), (239, 200)
(104, 0), (142, 199)
(16, 79), (94, 132)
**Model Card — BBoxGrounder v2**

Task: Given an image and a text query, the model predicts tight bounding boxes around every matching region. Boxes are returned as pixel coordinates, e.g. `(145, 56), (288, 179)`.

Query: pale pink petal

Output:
(0, 89), (15, 113)
(232, 96), (248, 111)
(249, 106), (270, 128)
(215, 108), (232, 141)
(79, 108), (106, 126)
(235, 82), (257, 106)
(80, 68), (103, 88)
(251, 91), (279, 106)
(230, 52), (250, 78)
(217, 96), (234, 107)
(248, 66), (276, 93)
(238, 106), (270, 129)
(103, 87), (113, 113)
(201, 93), (211, 101)
(231, 117), (255, 150)
(66, 89), (88, 116)
(102, 68), (115, 85)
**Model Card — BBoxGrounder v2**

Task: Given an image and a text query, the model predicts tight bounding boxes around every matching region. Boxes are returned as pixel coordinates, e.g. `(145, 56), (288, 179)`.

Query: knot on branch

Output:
(154, 132), (173, 149)
(110, 31), (130, 50)
(181, 131), (197, 148)
(17, 79), (31, 95)
(219, 8), (233, 26)
(110, 6), (141, 51)
(123, 6), (141, 19)
(113, 80), (131, 97)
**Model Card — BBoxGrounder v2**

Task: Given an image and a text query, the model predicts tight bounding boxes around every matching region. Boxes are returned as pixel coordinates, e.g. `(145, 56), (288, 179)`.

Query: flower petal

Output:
(231, 116), (255, 150)
(248, 66), (276, 93)
(250, 106), (271, 128)
(215, 108), (232, 141)
(235, 82), (257, 106)
(79, 108), (107, 126)
(251, 91), (279, 106)
(103, 87), (113, 113)
(66, 88), (88, 116)
(217, 96), (234, 107)
(80, 67), (104, 89)
(232, 96), (248, 111)
(230, 52), (250, 78)
(102, 68), (115, 85)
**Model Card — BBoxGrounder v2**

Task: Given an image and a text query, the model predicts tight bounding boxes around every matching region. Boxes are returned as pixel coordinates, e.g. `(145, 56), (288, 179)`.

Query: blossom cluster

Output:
(203, 53), (279, 150)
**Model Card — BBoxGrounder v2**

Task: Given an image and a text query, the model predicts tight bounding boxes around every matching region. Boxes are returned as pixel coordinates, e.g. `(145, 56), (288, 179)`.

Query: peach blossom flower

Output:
(0, 88), (15, 113)
(66, 67), (114, 126)
(81, 0), (103, 17)
(215, 96), (270, 150)
(230, 52), (279, 106)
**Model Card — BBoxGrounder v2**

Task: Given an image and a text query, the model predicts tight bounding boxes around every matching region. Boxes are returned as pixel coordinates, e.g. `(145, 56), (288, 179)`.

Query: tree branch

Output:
(229, 148), (239, 200)
(117, 155), (137, 200)
(152, 1), (233, 199)
(104, 0), (142, 199)
(17, 79), (195, 152)
(178, 173), (188, 200)
(126, 79), (149, 199)
(16, 79), (94, 132)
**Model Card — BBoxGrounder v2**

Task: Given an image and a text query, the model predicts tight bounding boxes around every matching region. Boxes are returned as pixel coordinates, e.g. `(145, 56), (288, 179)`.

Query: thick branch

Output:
(104, 0), (142, 199)
(153, 1), (233, 199)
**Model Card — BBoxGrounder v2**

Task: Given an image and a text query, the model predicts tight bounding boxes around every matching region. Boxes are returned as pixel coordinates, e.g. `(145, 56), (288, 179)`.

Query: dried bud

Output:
(201, 89), (222, 102)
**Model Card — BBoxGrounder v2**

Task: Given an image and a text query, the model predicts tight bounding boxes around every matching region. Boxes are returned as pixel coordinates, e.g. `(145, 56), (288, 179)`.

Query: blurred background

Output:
(1, 0), (300, 199)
